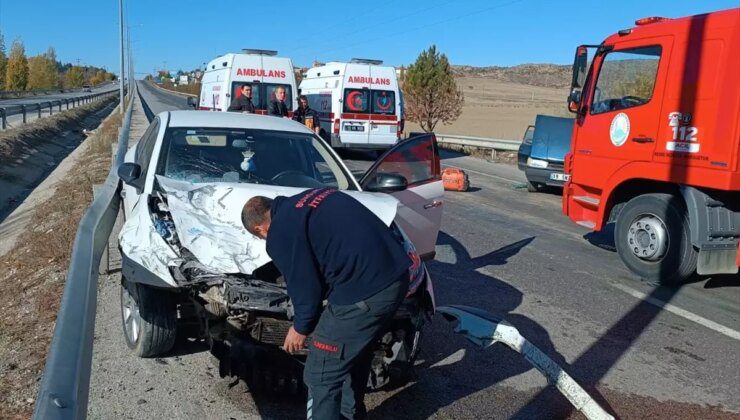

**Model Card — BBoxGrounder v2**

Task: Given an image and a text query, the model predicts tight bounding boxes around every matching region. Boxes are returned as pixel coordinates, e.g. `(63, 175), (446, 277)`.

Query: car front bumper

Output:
(524, 166), (568, 187)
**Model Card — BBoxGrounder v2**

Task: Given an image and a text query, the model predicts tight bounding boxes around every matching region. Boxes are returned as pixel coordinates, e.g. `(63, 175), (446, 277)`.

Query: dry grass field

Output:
(406, 75), (571, 140)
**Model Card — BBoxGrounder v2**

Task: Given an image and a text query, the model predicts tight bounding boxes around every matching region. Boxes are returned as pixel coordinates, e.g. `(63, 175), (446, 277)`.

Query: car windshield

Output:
(157, 127), (352, 189)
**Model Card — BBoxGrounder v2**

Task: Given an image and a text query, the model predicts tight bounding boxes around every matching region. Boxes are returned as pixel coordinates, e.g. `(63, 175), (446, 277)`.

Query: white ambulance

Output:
(196, 49), (298, 114)
(299, 59), (403, 150)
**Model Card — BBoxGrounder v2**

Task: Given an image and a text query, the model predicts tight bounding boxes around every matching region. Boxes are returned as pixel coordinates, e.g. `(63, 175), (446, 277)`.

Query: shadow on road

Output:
(584, 222), (617, 252)
(368, 232), (579, 418)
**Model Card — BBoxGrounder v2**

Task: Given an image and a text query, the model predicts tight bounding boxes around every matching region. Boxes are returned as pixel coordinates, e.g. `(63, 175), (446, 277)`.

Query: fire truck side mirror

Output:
(571, 46), (589, 89)
(568, 89), (581, 113)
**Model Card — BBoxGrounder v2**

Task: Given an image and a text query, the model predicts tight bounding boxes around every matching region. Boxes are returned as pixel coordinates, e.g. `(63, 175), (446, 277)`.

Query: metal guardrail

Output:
(435, 133), (522, 151)
(31, 81), (136, 420)
(0, 88), (121, 129)
(0, 82), (116, 99)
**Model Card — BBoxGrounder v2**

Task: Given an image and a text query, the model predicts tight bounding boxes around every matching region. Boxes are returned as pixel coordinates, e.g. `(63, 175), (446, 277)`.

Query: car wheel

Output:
(526, 181), (540, 192)
(614, 193), (697, 285)
(121, 278), (178, 357)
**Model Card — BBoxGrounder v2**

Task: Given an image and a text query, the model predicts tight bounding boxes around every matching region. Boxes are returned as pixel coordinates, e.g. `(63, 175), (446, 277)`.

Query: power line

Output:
(283, 0), (398, 54)
(294, 0), (455, 61)
(303, 0), (523, 63)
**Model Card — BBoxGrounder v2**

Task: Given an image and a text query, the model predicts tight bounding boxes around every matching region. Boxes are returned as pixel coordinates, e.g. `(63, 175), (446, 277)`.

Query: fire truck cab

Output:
(563, 8), (740, 283)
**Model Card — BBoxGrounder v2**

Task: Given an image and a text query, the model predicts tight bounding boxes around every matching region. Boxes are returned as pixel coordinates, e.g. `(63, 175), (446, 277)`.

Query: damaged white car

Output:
(116, 111), (443, 391)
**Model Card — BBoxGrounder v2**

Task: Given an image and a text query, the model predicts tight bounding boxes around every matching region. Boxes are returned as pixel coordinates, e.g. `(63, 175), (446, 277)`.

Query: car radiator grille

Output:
(250, 317), (292, 346)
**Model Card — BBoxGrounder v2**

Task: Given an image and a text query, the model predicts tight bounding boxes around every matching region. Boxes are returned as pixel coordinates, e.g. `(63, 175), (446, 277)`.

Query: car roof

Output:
(164, 110), (313, 133)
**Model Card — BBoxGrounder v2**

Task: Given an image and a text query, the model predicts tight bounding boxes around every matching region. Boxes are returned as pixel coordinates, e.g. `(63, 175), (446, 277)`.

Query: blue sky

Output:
(0, 1), (736, 76)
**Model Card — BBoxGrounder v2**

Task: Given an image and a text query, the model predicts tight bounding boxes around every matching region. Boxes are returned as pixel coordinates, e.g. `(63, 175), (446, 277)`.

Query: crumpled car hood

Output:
(157, 176), (399, 275)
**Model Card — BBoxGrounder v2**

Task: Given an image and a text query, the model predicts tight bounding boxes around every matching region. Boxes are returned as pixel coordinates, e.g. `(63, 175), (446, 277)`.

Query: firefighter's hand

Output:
(283, 326), (307, 353)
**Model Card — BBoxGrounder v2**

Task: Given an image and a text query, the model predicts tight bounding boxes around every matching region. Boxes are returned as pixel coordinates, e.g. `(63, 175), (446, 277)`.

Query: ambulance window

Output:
(231, 83), (261, 109)
(265, 84), (293, 109)
(590, 45), (661, 115)
(371, 90), (395, 115)
(343, 89), (369, 113)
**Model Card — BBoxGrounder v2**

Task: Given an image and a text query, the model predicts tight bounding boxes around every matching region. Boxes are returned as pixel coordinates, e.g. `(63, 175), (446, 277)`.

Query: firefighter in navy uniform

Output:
(242, 189), (410, 420)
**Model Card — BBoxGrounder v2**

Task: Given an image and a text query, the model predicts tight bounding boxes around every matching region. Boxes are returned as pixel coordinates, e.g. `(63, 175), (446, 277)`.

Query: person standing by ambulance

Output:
(241, 190), (411, 420)
(227, 84), (256, 113)
(293, 95), (321, 134)
(268, 86), (289, 117)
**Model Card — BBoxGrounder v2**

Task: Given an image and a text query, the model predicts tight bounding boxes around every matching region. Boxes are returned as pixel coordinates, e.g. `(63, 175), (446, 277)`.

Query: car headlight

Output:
(526, 157), (548, 169)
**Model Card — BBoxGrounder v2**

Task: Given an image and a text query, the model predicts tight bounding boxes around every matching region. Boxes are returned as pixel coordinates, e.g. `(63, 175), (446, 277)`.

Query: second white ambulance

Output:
(197, 49), (298, 113)
(299, 59), (403, 151)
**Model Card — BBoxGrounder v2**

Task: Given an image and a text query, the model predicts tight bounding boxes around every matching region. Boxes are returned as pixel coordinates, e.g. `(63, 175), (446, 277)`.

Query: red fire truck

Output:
(563, 8), (739, 284)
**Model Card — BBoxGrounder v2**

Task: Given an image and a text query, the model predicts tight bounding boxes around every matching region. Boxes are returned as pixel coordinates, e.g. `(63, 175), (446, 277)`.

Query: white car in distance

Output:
(116, 110), (443, 391)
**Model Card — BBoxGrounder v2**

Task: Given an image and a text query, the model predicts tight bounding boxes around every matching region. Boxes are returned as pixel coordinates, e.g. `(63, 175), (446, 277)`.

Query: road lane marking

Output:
(611, 282), (740, 341)
(442, 164), (521, 184)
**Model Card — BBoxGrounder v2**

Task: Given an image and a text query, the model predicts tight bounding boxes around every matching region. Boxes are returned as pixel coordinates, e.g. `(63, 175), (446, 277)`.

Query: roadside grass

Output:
(0, 97), (117, 161)
(0, 103), (122, 418)
(159, 79), (200, 96)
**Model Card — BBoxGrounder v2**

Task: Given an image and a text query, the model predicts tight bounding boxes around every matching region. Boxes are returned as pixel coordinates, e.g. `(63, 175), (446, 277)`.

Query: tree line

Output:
(0, 31), (115, 92)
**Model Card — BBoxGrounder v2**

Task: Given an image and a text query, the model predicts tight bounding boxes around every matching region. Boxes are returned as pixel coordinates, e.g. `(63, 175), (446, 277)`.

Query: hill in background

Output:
(453, 64), (572, 89)
(406, 63), (572, 139)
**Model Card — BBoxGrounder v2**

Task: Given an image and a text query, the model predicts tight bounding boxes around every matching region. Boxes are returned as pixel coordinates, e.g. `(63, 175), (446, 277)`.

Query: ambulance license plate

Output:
(550, 173), (570, 181)
(344, 124), (364, 132)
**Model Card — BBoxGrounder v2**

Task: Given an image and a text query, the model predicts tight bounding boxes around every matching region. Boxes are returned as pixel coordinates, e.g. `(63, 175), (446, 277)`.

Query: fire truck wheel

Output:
(615, 193), (697, 285)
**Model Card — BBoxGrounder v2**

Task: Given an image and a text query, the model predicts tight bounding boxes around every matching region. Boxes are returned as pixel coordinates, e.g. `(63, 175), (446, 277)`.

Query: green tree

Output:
(27, 47), (59, 90)
(404, 45), (464, 132)
(0, 31), (6, 90)
(64, 66), (85, 88)
(5, 38), (29, 91)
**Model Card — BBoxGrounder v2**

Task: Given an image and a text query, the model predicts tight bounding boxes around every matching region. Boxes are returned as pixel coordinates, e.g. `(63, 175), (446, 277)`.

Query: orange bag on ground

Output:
(442, 168), (470, 192)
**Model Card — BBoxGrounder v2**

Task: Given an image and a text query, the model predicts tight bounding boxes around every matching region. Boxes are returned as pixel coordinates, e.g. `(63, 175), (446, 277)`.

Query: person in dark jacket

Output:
(268, 86), (289, 117)
(227, 84), (255, 113)
(242, 190), (410, 420)
(293, 95), (321, 134)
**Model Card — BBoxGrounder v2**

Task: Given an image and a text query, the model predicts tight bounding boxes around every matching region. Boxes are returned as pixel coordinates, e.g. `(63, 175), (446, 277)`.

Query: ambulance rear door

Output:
(368, 66), (399, 148)
(341, 64), (371, 146)
(230, 54), (263, 112)
(262, 55), (296, 114)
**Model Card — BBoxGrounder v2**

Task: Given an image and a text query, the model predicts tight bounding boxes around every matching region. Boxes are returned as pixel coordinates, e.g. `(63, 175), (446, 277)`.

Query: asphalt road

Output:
(88, 83), (740, 419)
(0, 83), (119, 129)
(0, 82), (118, 106)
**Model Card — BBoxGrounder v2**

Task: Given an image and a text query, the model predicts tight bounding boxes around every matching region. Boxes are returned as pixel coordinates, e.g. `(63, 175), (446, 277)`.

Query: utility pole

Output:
(118, 0), (125, 114)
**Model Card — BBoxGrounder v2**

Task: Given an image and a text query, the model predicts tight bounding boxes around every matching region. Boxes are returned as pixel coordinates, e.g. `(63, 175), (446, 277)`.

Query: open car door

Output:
(360, 133), (443, 260)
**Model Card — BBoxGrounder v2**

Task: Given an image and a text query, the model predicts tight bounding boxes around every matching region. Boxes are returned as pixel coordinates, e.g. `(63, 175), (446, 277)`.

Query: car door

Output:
(360, 133), (443, 260)
(122, 117), (161, 217)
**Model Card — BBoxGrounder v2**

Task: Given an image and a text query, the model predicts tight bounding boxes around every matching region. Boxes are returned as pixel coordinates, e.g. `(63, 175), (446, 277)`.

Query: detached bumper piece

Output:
(437, 305), (614, 420)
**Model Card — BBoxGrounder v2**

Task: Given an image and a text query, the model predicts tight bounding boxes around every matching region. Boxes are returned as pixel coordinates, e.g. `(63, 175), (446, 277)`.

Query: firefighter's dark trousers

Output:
(303, 274), (408, 420)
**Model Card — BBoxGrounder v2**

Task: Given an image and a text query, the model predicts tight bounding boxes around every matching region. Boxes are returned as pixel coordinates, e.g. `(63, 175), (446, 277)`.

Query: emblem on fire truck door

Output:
(609, 113), (630, 147)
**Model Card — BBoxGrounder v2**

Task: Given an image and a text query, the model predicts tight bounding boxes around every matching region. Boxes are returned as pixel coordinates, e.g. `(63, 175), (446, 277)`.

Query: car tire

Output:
(120, 278), (178, 357)
(527, 181), (540, 192)
(614, 193), (697, 285)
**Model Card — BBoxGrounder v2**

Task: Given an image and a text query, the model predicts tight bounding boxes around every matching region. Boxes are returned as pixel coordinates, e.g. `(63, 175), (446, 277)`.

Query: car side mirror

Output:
(187, 96), (197, 109)
(118, 162), (142, 189)
(364, 172), (408, 193)
(568, 89), (582, 113)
